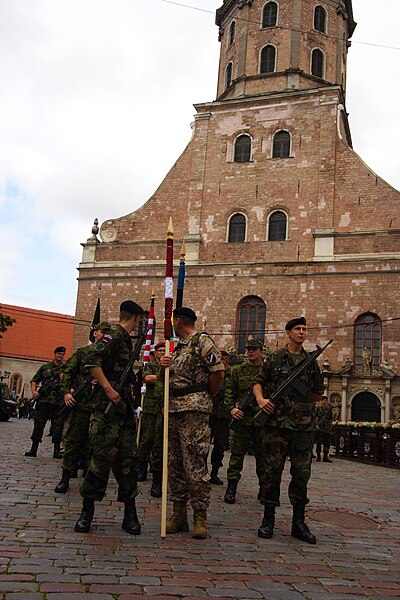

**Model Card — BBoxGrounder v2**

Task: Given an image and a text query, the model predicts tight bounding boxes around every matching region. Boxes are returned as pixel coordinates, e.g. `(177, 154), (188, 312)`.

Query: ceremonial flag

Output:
(175, 240), (186, 310)
(89, 293), (101, 342)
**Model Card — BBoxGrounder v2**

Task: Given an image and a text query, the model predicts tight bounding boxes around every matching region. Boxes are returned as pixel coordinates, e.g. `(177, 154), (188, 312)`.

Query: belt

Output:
(170, 384), (208, 398)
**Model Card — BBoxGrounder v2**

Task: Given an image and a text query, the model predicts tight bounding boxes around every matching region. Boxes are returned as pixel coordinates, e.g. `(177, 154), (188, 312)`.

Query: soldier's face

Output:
(54, 352), (65, 363)
(93, 329), (105, 343)
(246, 348), (262, 361)
(155, 348), (165, 363)
(286, 325), (307, 344)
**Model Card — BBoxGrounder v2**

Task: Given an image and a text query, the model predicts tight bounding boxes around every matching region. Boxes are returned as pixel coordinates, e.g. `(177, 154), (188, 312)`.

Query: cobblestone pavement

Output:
(0, 418), (399, 600)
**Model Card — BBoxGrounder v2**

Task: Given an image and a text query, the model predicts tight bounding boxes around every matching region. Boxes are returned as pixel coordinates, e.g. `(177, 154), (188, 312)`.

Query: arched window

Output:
(9, 373), (22, 399)
(351, 392), (381, 422)
(272, 130), (290, 158)
(260, 45), (276, 73)
(314, 5), (327, 33)
(228, 213), (246, 243)
(311, 48), (324, 78)
(225, 62), (233, 89)
(234, 134), (251, 162)
(262, 1), (278, 28)
(354, 313), (382, 372)
(237, 296), (266, 354)
(228, 21), (236, 47)
(268, 210), (287, 241)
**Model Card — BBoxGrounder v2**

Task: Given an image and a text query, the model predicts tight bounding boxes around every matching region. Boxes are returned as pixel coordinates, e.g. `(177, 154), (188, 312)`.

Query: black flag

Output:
(89, 297), (101, 342)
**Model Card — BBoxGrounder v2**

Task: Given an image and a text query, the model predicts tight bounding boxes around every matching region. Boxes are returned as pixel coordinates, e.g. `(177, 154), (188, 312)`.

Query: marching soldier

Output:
(314, 395), (333, 462)
(25, 346), (67, 459)
(224, 338), (265, 504)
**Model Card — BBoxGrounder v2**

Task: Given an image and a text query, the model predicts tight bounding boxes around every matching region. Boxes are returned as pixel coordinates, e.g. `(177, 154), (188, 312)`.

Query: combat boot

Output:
(137, 460), (148, 482)
(209, 466), (223, 485)
(53, 442), (63, 459)
(258, 505), (275, 539)
(74, 499), (95, 533)
(224, 480), (237, 504)
(150, 470), (162, 498)
(192, 509), (208, 539)
(55, 469), (71, 493)
(291, 505), (316, 544)
(25, 440), (39, 457)
(323, 454), (332, 463)
(122, 499), (141, 535)
(166, 501), (189, 534)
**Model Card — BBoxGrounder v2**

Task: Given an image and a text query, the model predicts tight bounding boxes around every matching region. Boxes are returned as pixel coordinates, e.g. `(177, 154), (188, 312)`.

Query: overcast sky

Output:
(0, 0), (399, 316)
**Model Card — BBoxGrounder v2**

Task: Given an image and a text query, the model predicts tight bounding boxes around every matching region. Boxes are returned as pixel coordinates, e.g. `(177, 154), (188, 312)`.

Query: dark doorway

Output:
(351, 392), (381, 422)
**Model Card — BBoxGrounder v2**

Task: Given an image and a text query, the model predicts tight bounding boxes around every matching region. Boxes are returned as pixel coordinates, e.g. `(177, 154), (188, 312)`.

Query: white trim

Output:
(260, 1), (279, 29)
(233, 132), (253, 162)
(271, 129), (292, 158)
(266, 209), (289, 241)
(227, 212), (248, 243)
(313, 4), (327, 35)
(310, 47), (326, 79)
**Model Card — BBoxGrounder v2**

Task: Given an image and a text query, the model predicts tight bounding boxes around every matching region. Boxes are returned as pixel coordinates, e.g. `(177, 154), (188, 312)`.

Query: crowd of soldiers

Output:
(24, 301), (333, 543)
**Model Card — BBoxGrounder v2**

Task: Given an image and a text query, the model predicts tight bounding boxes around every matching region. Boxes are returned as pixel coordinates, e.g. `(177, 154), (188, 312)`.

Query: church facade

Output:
(73, 0), (400, 422)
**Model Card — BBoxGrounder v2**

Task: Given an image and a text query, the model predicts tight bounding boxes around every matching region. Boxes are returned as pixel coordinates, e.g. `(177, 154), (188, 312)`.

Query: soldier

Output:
(314, 395), (333, 462)
(223, 338), (265, 504)
(137, 341), (165, 497)
(54, 322), (112, 494)
(209, 349), (231, 485)
(25, 346), (67, 459)
(253, 317), (323, 543)
(74, 300), (144, 535)
(160, 307), (225, 539)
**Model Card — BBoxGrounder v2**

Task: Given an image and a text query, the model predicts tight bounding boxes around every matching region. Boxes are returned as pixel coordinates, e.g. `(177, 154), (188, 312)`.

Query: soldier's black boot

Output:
(137, 461), (148, 482)
(224, 480), (237, 504)
(258, 505), (275, 539)
(122, 499), (141, 535)
(25, 440), (39, 457)
(55, 469), (71, 494)
(150, 471), (162, 498)
(209, 466), (223, 485)
(74, 499), (95, 533)
(323, 454), (332, 463)
(291, 505), (316, 544)
(53, 442), (63, 459)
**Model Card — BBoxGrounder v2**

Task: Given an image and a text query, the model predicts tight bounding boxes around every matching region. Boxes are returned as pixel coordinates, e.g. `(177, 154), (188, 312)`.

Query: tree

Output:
(0, 307), (16, 338)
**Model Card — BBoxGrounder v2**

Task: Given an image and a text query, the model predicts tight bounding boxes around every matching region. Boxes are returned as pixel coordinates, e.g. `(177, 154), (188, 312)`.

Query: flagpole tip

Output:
(167, 217), (174, 238)
(151, 287), (156, 298)
(180, 239), (186, 259)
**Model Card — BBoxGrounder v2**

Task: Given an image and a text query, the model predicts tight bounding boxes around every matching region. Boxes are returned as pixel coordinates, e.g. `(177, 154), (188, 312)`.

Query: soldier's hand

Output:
(231, 407), (244, 420)
(160, 355), (172, 368)
(64, 393), (76, 407)
(33, 391), (40, 400)
(258, 398), (275, 415)
(104, 385), (121, 404)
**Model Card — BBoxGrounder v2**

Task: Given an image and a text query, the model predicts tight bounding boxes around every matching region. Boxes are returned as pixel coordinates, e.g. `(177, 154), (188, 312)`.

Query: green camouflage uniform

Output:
(314, 403), (333, 458)
(209, 368), (231, 469)
(59, 344), (94, 472)
(138, 361), (163, 469)
(169, 331), (224, 511)
(224, 362), (265, 485)
(79, 325), (138, 503)
(30, 361), (65, 444)
(253, 346), (323, 507)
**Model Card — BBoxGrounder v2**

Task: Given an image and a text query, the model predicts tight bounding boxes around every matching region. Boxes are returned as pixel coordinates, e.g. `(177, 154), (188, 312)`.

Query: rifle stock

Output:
(229, 387), (255, 433)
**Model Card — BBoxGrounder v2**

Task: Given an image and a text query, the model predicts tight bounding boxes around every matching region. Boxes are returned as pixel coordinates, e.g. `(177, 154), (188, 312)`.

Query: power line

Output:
(159, 0), (400, 51)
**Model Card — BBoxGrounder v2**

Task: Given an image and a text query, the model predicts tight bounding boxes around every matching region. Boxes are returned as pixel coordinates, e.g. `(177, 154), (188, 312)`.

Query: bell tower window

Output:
(311, 48), (325, 78)
(272, 130), (291, 158)
(262, 2), (278, 28)
(314, 6), (327, 33)
(228, 21), (236, 48)
(260, 45), (276, 74)
(225, 62), (233, 89)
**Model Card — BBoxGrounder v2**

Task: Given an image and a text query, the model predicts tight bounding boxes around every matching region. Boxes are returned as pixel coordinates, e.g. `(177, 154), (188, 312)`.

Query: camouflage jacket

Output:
(31, 360), (64, 406)
(252, 345), (323, 431)
(224, 361), (262, 426)
(169, 331), (224, 414)
(84, 324), (135, 414)
(142, 361), (163, 414)
(314, 403), (333, 433)
(60, 344), (94, 409)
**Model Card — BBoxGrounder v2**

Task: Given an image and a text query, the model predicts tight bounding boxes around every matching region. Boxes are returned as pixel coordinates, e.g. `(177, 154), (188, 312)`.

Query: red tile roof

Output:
(0, 304), (75, 362)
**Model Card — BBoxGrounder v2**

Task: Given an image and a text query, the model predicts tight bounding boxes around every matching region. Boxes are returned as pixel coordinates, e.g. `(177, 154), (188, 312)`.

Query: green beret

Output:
(285, 317), (307, 331)
(173, 307), (197, 322)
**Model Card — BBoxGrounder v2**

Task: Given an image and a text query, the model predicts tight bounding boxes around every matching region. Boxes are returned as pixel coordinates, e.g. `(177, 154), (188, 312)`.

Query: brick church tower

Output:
(74, 0), (400, 421)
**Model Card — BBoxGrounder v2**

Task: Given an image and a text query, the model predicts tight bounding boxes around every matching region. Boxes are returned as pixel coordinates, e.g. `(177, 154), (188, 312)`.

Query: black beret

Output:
(120, 300), (144, 315)
(173, 307), (197, 322)
(54, 346), (66, 353)
(285, 317), (307, 331)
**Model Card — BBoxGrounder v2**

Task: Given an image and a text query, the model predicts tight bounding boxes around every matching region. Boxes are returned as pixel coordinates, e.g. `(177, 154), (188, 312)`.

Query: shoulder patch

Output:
(205, 350), (217, 365)
(94, 333), (113, 352)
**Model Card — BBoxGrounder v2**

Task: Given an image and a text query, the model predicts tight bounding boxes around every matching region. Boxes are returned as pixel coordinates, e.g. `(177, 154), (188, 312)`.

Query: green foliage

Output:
(0, 307), (16, 338)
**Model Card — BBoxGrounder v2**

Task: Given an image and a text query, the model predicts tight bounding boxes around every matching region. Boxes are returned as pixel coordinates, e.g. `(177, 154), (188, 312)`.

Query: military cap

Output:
(54, 346), (66, 353)
(173, 307), (197, 322)
(245, 336), (263, 349)
(119, 300), (144, 315)
(285, 317), (307, 331)
(93, 321), (112, 331)
(154, 341), (166, 351)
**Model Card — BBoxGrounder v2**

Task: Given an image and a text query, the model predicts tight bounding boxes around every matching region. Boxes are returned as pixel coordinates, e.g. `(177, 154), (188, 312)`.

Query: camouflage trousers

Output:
(209, 415), (230, 468)
(80, 408), (138, 503)
(138, 412), (159, 464)
(315, 430), (331, 457)
(30, 400), (65, 444)
(262, 428), (313, 507)
(61, 407), (91, 472)
(227, 423), (266, 486)
(168, 411), (211, 511)
(151, 414), (164, 472)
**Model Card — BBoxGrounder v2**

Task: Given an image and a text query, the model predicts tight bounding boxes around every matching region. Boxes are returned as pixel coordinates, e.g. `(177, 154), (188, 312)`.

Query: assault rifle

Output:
(253, 339), (333, 427)
(229, 387), (256, 433)
(104, 332), (147, 419)
(58, 374), (94, 419)
(30, 374), (60, 408)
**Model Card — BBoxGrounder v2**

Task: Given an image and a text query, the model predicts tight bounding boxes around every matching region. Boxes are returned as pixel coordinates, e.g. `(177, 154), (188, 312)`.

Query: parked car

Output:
(0, 383), (17, 421)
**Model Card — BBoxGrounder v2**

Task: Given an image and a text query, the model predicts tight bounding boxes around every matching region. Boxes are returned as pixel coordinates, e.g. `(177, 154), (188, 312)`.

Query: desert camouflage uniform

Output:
(30, 361), (65, 444)
(224, 362), (265, 485)
(253, 346), (323, 507)
(79, 325), (138, 503)
(168, 332), (224, 510)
